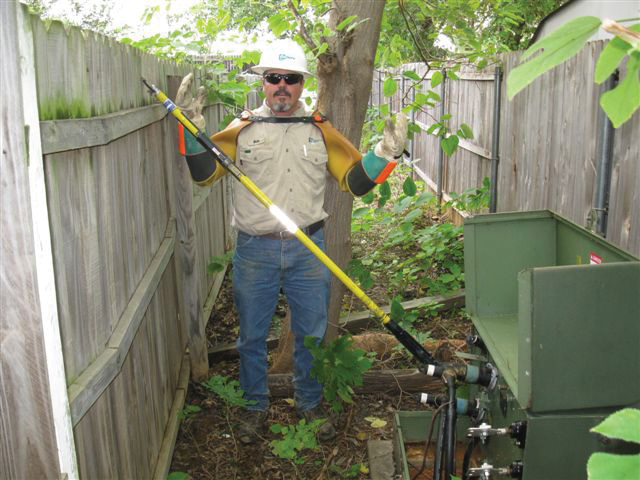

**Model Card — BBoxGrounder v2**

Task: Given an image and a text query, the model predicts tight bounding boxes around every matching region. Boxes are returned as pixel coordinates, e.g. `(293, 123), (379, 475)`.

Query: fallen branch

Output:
(268, 369), (444, 397)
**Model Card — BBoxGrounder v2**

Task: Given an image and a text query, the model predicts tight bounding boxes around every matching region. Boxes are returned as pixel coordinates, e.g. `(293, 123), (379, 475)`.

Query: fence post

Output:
(490, 66), (502, 213)
(593, 70), (618, 237)
(167, 76), (209, 382)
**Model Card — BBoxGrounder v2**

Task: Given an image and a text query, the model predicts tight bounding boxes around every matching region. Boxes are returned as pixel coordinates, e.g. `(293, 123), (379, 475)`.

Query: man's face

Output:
(262, 69), (305, 116)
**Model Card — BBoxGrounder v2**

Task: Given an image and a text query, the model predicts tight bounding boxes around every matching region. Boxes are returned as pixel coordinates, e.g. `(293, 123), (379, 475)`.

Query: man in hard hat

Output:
(177, 38), (407, 444)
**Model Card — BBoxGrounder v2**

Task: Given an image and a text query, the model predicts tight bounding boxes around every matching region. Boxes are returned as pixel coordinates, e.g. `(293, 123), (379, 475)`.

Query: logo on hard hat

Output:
(279, 54), (295, 61)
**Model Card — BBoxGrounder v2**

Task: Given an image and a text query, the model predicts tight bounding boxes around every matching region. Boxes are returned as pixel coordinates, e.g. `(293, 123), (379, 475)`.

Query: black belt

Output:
(259, 219), (324, 240)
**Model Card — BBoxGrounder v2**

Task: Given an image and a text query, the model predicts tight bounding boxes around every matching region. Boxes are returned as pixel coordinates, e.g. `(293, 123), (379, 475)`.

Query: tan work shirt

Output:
(233, 101), (329, 235)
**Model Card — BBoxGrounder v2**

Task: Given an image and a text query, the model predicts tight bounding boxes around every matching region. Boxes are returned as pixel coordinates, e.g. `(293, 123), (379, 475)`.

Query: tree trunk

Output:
(270, 0), (385, 370)
(318, 0), (385, 344)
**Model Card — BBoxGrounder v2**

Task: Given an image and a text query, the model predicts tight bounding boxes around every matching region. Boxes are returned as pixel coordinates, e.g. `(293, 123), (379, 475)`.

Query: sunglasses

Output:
(264, 73), (303, 85)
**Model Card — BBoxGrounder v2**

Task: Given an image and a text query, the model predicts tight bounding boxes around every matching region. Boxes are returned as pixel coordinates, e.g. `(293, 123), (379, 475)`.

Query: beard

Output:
(272, 102), (293, 112)
(271, 88), (293, 112)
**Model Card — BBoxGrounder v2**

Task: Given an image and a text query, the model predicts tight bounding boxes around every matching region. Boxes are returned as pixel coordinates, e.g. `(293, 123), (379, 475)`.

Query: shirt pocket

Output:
(299, 142), (328, 184)
(238, 140), (274, 185)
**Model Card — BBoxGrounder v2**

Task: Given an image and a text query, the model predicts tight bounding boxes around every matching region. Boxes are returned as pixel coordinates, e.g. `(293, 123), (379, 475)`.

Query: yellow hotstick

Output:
(143, 78), (440, 369)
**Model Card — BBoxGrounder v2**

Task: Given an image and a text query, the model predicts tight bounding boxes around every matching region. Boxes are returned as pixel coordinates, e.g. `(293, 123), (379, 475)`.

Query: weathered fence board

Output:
(3, 7), (233, 478)
(1, 4), (65, 478)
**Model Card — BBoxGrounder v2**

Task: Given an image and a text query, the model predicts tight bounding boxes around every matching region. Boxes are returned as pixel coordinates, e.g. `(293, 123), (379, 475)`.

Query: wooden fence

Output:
(372, 42), (639, 256)
(2, 4), (232, 479)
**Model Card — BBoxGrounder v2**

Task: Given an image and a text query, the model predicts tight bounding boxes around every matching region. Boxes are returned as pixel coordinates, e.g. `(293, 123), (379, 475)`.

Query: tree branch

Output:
(287, 0), (318, 53)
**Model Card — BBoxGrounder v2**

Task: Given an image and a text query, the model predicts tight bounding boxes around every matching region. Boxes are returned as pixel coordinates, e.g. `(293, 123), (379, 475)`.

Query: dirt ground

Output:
(169, 272), (475, 479)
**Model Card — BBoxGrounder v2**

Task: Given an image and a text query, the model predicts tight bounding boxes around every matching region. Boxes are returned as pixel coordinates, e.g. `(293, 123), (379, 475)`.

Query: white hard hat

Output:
(251, 39), (312, 78)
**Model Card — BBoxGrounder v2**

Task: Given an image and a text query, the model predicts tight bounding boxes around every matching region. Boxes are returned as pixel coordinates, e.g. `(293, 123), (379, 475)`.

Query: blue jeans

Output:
(233, 227), (331, 412)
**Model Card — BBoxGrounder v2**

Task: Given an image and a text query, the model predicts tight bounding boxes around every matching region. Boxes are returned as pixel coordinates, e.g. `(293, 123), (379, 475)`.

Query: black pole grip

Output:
(385, 320), (439, 366)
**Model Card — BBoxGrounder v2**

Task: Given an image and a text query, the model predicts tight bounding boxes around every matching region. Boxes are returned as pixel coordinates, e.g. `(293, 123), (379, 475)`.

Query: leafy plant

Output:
(166, 472), (190, 480)
(207, 250), (234, 274)
(201, 374), (256, 408)
(329, 462), (369, 478)
(177, 404), (202, 421)
(270, 418), (324, 464)
(444, 177), (491, 214)
(508, 17), (640, 127)
(304, 335), (373, 413)
(587, 408), (640, 480)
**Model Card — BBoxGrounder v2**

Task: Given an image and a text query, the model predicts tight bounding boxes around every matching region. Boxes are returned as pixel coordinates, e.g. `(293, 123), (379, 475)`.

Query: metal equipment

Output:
(461, 210), (640, 479)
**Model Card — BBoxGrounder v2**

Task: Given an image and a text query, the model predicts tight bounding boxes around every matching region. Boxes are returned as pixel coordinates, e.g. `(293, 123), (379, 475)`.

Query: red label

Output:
(590, 252), (602, 265)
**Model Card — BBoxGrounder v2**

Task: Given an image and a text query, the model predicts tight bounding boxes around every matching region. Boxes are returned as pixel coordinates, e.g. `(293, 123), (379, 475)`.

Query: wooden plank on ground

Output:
(208, 292), (465, 362)
(268, 369), (443, 397)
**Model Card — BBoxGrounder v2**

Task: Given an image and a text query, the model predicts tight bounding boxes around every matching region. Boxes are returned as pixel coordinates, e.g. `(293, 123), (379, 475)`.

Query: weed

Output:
(329, 462), (369, 478)
(207, 250), (234, 274)
(305, 335), (373, 413)
(270, 418), (324, 464)
(201, 375), (256, 408)
(177, 404), (201, 421)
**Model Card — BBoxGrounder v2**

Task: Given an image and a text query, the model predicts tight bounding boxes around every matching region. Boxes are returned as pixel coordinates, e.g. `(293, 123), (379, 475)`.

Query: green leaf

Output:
(383, 77), (398, 97)
(447, 70), (459, 80)
(431, 71), (443, 88)
(336, 15), (357, 31)
(379, 181), (391, 198)
(167, 472), (190, 480)
(507, 16), (601, 99)
(403, 176), (417, 196)
(587, 453), (640, 480)
(600, 55), (640, 128)
(403, 70), (421, 81)
(594, 36), (632, 84)
(591, 408), (640, 444)
(459, 123), (474, 139)
(316, 42), (329, 57)
(390, 298), (405, 321)
(361, 191), (374, 204)
(441, 135), (459, 156)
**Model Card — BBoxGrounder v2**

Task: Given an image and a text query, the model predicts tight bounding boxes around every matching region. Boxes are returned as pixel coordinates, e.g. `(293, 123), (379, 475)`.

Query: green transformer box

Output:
(462, 210), (639, 479)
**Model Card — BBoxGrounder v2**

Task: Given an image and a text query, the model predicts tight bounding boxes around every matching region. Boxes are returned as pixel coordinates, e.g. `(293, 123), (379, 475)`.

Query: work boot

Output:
(237, 410), (267, 445)
(300, 405), (337, 442)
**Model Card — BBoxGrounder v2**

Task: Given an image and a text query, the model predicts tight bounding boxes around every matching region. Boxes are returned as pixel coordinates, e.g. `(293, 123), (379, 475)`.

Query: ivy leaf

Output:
(599, 55), (640, 128)
(403, 176), (417, 196)
(383, 76), (398, 97)
(441, 135), (459, 156)
(431, 70), (444, 88)
(447, 70), (459, 80)
(507, 16), (601, 99)
(591, 408), (640, 444)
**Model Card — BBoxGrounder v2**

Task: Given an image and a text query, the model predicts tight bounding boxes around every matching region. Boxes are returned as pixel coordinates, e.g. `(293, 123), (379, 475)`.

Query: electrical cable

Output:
(434, 407), (447, 480)
(412, 402), (449, 480)
(444, 375), (457, 478)
(462, 437), (479, 479)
